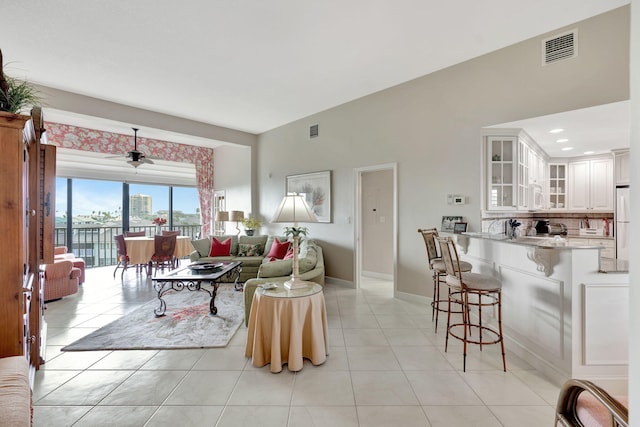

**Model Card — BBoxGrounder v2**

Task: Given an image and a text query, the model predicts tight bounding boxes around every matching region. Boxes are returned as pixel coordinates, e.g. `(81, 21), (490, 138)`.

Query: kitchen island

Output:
(452, 232), (628, 392)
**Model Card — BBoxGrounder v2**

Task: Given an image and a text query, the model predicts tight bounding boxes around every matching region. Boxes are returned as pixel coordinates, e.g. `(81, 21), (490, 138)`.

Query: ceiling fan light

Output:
(127, 160), (142, 168)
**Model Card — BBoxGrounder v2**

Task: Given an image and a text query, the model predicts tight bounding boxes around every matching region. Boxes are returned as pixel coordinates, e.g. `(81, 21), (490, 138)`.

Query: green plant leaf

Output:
(0, 75), (41, 114)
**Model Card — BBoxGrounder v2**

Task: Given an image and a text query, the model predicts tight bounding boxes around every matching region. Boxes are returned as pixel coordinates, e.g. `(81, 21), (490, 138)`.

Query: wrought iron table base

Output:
(152, 264), (242, 317)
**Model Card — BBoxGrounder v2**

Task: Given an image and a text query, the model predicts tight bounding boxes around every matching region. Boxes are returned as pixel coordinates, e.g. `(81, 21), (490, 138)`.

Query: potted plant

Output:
(242, 216), (262, 236)
(0, 49), (41, 114)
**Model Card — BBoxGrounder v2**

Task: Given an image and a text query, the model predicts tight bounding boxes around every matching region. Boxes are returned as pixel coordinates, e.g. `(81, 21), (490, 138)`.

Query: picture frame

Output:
(453, 222), (468, 234)
(286, 170), (332, 223)
(441, 216), (463, 232)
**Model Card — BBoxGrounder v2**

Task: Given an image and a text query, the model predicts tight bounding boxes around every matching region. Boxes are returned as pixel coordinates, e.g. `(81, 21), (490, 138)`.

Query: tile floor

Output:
(33, 266), (561, 426)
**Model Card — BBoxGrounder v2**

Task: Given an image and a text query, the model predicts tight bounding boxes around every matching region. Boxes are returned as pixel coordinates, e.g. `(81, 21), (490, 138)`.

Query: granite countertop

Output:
(459, 232), (604, 249)
(599, 257), (629, 273)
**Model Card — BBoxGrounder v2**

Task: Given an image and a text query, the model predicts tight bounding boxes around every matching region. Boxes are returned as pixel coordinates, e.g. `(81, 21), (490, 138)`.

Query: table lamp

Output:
(271, 194), (318, 289)
(214, 210), (229, 235)
(230, 210), (244, 236)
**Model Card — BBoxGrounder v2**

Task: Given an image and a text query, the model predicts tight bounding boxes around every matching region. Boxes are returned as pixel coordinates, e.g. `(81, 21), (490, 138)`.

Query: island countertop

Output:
(447, 231), (629, 391)
(461, 232), (607, 249)
(458, 231), (627, 273)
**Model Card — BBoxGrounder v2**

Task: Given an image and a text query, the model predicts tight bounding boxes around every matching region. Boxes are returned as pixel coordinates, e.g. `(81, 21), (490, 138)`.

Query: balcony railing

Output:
(54, 225), (202, 268)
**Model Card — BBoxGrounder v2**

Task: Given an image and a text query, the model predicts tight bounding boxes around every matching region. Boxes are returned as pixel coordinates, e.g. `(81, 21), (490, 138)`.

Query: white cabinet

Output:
(485, 133), (547, 211)
(568, 158), (614, 211)
(614, 150), (630, 185)
(487, 136), (517, 210)
(567, 238), (615, 259)
(548, 163), (567, 209)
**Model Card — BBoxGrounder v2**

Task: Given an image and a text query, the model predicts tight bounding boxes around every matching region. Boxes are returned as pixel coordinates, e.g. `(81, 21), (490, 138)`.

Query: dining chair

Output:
(124, 231), (146, 237)
(150, 234), (177, 276)
(161, 230), (181, 267)
(114, 234), (147, 278)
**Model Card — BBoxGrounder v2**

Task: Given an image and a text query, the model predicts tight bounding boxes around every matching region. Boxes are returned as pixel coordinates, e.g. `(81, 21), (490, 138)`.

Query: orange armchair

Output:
(43, 260), (80, 302)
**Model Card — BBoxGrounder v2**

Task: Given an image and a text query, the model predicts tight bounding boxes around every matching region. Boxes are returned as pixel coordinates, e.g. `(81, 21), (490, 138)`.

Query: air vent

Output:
(542, 29), (577, 65)
(309, 123), (319, 139)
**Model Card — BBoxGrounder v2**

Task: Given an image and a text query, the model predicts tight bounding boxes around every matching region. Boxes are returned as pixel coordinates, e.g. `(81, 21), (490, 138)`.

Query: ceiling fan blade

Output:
(142, 158), (154, 165)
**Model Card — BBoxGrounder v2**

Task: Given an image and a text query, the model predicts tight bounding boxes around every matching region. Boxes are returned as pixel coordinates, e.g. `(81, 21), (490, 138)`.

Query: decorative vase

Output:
(156, 225), (162, 235)
(245, 229), (255, 236)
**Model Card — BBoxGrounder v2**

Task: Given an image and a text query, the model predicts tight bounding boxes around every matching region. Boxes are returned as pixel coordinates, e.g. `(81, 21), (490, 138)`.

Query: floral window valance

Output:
(45, 122), (214, 236)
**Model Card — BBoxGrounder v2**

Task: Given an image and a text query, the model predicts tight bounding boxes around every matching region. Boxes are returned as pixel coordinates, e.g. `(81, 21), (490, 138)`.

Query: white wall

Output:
(213, 144), (253, 235)
(257, 7), (630, 296)
(628, 0), (638, 423)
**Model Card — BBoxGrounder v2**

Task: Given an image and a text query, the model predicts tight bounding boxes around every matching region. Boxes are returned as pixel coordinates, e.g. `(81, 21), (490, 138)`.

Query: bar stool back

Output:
(437, 236), (506, 372)
(418, 228), (471, 332)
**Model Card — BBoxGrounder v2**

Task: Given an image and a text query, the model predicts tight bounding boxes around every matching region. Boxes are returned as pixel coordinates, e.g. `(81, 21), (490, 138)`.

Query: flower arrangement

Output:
(241, 216), (262, 230)
(152, 217), (167, 226)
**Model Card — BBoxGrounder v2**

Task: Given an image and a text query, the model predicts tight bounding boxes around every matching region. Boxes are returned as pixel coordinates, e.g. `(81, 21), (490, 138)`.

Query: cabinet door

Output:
(487, 137), (516, 210)
(590, 158), (614, 210)
(549, 164), (567, 209)
(615, 151), (630, 185)
(568, 161), (589, 210)
(517, 140), (529, 209)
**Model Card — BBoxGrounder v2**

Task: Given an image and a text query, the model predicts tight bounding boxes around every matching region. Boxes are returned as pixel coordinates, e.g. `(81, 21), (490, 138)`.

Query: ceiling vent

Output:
(542, 29), (577, 65)
(309, 123), (319, 139)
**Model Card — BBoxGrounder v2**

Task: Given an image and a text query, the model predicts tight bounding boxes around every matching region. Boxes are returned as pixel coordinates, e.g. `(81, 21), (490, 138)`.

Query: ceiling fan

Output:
(110, 128), (155, 168)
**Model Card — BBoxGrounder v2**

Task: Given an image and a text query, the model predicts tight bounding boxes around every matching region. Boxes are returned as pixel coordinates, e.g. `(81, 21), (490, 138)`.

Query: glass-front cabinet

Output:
(548, 163), (567, 209)
(488, 136), (516, 210)
(484, 131), (548, 211)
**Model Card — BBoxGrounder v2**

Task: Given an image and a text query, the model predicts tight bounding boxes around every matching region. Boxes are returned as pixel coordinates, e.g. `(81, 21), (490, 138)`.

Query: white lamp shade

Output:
(271, 194), (318, 223)
(229, 210), (244, 221)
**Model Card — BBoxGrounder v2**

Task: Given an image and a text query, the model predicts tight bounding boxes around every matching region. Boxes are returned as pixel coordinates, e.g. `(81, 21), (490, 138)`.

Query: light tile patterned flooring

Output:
(33, 267), (560, 426)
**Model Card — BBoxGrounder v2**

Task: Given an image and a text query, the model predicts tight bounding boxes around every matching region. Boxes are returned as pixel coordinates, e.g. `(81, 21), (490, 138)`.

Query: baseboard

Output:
(325, 276), (355, 288)
(361, 271), (393, 281)
(395, 290), (431, 306)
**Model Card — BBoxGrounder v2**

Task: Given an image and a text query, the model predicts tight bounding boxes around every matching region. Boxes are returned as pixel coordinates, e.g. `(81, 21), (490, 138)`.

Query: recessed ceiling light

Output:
(584, 151), (595, 155)
(561, 147), (573, 151)
(556, 138), (569, 143)
(550, 128), (564, 134)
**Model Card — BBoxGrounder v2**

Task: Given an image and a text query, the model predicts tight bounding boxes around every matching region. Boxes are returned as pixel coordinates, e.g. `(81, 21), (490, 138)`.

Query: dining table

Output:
(124, 235), (193, 266)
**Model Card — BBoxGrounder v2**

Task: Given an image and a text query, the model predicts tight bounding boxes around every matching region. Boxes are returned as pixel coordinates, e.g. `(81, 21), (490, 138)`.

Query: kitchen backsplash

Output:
(480, 212), (615, 237)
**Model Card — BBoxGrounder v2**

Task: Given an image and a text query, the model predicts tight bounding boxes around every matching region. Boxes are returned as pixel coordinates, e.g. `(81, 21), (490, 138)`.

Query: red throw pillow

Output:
(266, 238), (290, 259)
(209, 238), (231, 257)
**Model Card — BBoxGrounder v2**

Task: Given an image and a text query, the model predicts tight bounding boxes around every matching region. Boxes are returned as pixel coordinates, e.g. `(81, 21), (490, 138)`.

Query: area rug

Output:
(62, 287), (244, 351)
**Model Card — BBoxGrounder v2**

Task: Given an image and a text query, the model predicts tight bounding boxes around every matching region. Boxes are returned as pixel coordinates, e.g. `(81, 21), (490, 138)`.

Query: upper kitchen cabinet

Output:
(613, 150), (630, 186)
(548, 163), (567, 210)
(484, 130), (547, 212)
(487, 136), (516, 210)
(568, 157), (614, 211)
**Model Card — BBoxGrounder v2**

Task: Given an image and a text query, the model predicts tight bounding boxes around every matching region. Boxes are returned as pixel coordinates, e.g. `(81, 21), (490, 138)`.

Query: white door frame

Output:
(354, 163), (398, 290)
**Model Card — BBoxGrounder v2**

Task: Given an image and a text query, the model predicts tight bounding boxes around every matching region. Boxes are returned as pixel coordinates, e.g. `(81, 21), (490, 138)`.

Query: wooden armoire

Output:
(0, 108), (56, 382)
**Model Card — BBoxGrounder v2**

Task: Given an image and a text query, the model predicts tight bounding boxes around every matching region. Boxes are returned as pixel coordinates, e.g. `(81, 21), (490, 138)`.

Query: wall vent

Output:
(309, 123), (319, 139)
(542, 29), (577, 65)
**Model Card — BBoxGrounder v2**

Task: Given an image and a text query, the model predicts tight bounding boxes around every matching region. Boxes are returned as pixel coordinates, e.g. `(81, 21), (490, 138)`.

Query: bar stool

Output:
(418, 228), (472, 332)
(437, 236), (506, 372)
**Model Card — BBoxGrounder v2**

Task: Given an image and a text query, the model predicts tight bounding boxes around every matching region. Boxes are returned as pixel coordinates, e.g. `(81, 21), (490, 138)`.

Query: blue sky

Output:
(55, 178), (199, 216)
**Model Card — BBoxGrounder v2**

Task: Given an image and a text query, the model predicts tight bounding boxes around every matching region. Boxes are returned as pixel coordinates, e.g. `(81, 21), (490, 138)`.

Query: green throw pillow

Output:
(191, 238), (211, 257)
(238, 243), (264, 257)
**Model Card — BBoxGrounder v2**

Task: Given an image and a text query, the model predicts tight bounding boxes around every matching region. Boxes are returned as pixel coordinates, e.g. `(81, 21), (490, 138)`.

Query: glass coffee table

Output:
(151, 261), (242, 317)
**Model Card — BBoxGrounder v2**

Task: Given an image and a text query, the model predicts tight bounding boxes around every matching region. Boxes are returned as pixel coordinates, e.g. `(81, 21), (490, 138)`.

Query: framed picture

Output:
(441, 216), (463, 232)
(453, 222), (468, 234)
(286, 170), (331, 223)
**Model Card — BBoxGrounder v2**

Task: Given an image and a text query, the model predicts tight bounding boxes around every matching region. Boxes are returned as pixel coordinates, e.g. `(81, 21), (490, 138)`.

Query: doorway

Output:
(354, 163), (397, 292)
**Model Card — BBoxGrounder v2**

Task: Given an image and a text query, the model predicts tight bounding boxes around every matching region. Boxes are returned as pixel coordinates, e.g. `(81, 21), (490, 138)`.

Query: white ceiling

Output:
(488, 101), (631, 158)
(0, 0), (630, 141)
